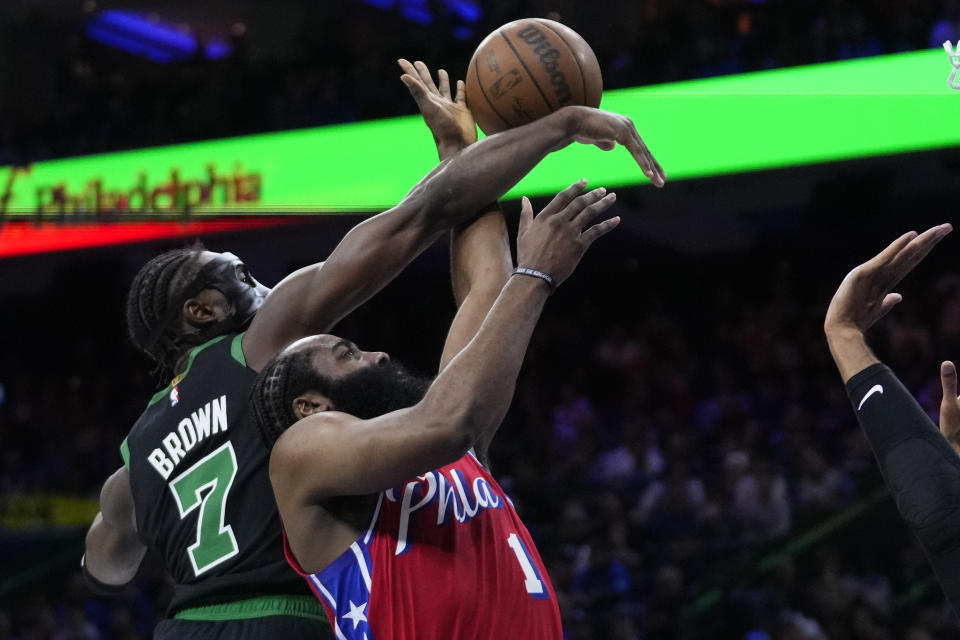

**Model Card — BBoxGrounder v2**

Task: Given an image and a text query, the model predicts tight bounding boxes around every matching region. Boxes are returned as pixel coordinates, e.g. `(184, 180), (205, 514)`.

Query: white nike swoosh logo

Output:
(858, 384), (884, 410)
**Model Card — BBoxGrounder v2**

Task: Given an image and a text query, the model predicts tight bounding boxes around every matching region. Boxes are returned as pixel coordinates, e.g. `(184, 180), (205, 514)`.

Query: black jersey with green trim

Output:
(123, 333), (311, 615)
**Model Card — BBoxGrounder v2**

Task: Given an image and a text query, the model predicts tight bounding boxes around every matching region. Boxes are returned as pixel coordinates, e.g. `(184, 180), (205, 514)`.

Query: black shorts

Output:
(154, 615), (331, 639)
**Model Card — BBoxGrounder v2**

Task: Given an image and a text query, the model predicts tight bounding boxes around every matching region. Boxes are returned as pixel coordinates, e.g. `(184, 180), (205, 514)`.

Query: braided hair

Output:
(251, 347), (336, 450)
(125, 246), (206, 382)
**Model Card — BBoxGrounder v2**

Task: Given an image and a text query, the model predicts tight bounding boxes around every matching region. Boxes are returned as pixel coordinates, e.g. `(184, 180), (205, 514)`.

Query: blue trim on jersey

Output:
(312, 540), (377, 640)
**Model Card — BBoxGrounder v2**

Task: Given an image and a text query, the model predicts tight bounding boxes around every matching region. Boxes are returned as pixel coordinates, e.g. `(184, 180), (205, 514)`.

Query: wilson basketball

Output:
(465, 19), (603, 135)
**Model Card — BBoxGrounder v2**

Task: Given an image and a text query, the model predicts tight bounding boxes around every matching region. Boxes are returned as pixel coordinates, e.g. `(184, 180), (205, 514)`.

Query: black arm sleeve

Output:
(847, 363), (960, 615)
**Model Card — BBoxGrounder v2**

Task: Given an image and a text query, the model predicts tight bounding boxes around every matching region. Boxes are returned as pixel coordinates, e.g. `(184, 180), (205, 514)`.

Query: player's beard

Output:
(326, 360), (431, 420)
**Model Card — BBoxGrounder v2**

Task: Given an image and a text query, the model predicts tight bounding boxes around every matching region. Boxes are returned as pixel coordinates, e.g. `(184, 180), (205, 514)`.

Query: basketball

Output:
(465, 19), (603, 135)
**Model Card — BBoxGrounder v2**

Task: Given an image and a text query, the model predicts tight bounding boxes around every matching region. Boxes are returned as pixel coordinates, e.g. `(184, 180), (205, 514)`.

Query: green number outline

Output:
(169, 441), (240, 576)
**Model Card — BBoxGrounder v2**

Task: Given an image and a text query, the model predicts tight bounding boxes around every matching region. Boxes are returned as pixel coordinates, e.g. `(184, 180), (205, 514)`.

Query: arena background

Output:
(1, 1), (959, 638)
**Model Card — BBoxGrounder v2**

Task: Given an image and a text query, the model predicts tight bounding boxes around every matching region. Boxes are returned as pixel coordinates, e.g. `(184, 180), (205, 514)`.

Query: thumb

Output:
(519, 196), (533, 233)
(941, 361), (960, 442)
(876, 293), (903, 321)
(942, 361), (958, 406)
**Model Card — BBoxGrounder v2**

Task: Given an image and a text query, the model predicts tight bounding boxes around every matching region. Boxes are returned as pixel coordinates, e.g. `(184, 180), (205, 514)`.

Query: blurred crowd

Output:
(1, 0), (959, 165)
(2, 229), (960, 638)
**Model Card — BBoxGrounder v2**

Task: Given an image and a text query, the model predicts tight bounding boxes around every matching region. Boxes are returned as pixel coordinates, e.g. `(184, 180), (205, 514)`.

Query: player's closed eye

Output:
(235, 265), (251, 284)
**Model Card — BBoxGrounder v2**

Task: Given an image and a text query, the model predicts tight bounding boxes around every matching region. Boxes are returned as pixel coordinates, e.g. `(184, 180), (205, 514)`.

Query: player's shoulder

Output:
(272, 412), (355, 457)
(269, 412), (363, 486)
(180, 332), (249, 375)
(126, 332), (250, 446)
(142, 333), (248, 406)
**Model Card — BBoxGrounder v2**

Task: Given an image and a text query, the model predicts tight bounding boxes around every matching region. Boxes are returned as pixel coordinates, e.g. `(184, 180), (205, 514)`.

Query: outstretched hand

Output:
(516, 180), (620, 289)
(566, 106), (667, 187)
(824, 224), (952, 337)
(399, 58), (477, 157)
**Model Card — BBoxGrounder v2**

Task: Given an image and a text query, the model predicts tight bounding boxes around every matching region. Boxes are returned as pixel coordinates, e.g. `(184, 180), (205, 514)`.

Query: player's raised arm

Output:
(824, 224), (960, 616)
(241, 61), (664, 371)
(435, 201), (511, 466)
(400, 57), (512, 380)
(438, 210), (511, 373)
(83, 466), (147, 592)
(824, 224), (952, 381)
(266, 184), (619, 501)
(439, 181), (612, 461)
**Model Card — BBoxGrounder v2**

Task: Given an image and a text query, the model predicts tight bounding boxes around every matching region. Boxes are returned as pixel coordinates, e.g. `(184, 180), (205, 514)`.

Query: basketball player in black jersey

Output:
(82, 60), (666, 639)
(824, 223), (960, 616)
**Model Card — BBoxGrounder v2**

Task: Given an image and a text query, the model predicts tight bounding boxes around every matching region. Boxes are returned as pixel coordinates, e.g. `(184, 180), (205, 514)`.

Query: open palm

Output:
(399, 59), (477, 153)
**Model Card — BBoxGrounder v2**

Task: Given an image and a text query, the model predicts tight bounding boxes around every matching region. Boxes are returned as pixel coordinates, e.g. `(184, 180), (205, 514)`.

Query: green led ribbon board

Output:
(0, 48), (955, 218)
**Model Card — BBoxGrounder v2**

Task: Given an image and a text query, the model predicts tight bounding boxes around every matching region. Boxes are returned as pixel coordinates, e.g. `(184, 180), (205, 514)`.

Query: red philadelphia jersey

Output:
(284, 451), (562, 639)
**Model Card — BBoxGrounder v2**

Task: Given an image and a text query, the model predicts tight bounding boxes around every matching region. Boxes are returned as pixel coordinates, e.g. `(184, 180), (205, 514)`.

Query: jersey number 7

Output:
(169, 442), (240, 576)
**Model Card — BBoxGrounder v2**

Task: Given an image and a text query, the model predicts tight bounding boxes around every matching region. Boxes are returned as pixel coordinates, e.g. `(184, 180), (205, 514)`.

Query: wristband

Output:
(512, 267), (556, 294)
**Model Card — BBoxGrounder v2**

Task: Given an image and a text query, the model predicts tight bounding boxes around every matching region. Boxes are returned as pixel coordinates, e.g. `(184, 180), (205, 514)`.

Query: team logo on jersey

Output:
(170, 386), (179, 406)
(385, 463), (504, 555)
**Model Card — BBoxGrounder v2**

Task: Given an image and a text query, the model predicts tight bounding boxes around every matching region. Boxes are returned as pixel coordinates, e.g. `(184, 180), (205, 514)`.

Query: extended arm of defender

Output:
(242, 99), (664, 370)
(84, 467), (147, 591)
(271, 186), (620, 500)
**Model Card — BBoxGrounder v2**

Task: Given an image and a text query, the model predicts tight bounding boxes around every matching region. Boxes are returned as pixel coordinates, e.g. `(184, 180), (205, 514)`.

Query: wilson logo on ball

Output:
(466, 18), (603, 135)
(516, 25), (573, 105)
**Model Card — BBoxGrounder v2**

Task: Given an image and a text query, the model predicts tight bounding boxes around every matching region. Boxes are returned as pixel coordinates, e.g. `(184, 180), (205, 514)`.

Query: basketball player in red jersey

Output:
(253, 179), (615, 639)
(249, 61), (619, 639)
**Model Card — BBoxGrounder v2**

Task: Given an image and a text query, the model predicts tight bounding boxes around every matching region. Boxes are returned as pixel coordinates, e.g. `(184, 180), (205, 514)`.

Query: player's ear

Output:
(292, 391), (333, 419)
(183, 290), (228, 328)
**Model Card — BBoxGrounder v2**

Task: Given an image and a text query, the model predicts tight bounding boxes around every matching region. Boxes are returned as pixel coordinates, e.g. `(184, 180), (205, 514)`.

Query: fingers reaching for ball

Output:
(516, 182), (620, 289)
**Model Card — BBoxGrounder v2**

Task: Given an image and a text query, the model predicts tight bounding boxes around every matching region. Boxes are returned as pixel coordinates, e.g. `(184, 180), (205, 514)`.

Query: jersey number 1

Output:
(169, 442), (240, 576)
(507, 533), (548, 599)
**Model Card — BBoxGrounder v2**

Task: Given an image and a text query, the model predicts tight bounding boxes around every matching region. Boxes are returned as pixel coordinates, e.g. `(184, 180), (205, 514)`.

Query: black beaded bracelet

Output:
(512, 267), (556, 294)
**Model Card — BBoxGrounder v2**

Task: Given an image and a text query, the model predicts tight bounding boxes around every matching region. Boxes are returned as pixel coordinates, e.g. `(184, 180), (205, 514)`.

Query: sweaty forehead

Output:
(283, 334), (344, 364)
(284, 334), (340, 354)
(280, 334), (344, 377)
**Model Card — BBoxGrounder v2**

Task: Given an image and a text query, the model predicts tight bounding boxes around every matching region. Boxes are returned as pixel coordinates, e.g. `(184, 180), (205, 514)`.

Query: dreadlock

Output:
(126, 245), (206, 383)
(251, 347), (336, 451)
